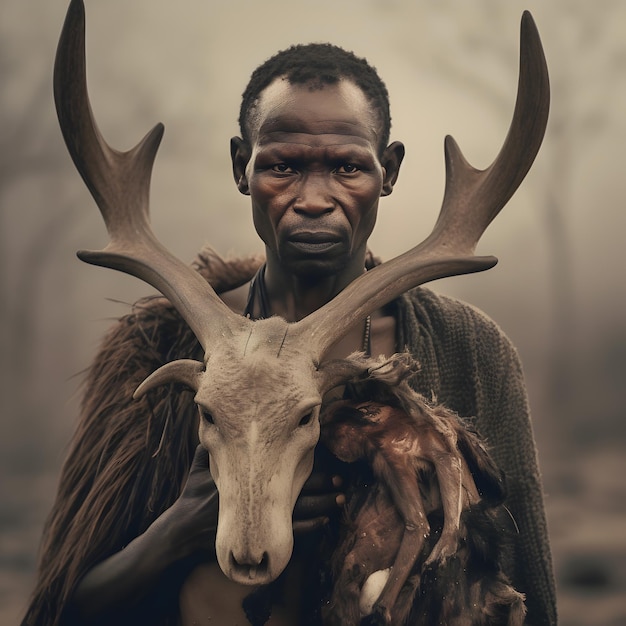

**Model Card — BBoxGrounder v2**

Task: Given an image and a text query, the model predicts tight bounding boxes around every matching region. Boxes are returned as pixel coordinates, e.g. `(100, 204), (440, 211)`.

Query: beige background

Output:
(1, 0), (624, 624)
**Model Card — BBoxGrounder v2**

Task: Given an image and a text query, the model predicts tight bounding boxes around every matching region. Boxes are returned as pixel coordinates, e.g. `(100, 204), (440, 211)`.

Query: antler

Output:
(54, 0), (248, 351)
(299, 11), (550, 360)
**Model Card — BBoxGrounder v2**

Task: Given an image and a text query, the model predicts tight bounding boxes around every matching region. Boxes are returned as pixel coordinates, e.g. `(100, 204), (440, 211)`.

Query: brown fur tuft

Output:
(321, 354), (524, 626)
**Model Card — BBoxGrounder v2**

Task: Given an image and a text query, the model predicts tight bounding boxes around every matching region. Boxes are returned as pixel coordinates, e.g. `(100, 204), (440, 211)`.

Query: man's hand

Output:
(293, 468), (345, 534)
(165, 443), (346, 543)
(156, 445), (219, 560)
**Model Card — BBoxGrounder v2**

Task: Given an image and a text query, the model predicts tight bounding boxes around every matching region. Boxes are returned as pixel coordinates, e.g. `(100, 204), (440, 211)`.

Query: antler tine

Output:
(54, 0), (245, 350)
(300, 11), (549, 360)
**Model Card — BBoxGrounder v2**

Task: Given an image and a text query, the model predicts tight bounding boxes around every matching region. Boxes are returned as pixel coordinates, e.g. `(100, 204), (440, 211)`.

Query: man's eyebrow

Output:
(258, 139), (372, 149)
(254, 143), (377, 162)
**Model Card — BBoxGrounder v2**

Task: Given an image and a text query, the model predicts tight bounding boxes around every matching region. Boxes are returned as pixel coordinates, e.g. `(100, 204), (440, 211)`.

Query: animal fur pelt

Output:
(319, 354), (526, 625)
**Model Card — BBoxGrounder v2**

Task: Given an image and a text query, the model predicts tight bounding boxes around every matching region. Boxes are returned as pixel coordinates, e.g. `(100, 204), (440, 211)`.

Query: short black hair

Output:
(239, 43), (391, 153)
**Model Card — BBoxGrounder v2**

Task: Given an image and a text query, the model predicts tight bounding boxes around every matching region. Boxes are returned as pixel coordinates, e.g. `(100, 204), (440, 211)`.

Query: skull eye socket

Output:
(298, 410), (314, 427)
(198, 406), (214, 425)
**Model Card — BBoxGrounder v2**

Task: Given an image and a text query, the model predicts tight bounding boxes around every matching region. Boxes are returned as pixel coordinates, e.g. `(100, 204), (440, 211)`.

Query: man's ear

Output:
(230, 136), (251, 195)
(380, 141), (405, 197)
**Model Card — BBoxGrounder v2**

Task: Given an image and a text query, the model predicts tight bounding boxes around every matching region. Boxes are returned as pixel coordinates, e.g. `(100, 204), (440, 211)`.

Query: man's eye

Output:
(335, 163), (359, 174)
(272, 163), (295, 173)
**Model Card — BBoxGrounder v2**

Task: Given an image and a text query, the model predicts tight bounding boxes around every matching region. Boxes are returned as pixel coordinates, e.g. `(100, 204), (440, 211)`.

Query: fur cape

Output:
(21, 248), (556, 626)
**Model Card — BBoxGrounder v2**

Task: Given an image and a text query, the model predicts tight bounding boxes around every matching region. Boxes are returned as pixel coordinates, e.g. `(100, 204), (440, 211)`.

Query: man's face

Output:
(234, 79), (401, 277)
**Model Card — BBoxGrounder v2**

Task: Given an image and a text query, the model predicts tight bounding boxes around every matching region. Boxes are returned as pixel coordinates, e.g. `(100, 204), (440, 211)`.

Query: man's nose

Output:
(293, 173), (334, 215)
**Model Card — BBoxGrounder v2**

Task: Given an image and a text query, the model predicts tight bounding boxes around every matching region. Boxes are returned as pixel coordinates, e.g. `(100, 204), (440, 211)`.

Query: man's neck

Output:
(263, 253), (366, 322)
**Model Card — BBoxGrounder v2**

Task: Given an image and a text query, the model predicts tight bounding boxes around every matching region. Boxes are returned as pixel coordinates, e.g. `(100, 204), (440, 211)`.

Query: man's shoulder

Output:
(193, 246), (263, 295)
(398, 286), (518, 360)
(402, 286), (504, 333)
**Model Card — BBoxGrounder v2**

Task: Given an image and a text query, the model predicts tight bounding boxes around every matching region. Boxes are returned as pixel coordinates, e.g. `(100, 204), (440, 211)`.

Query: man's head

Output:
(239, 43), (391, 155)
(231, 44), (404, 279)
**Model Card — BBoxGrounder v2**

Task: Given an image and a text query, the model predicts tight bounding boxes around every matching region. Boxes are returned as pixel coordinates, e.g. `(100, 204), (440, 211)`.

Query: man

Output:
(23, 43), (556, 625)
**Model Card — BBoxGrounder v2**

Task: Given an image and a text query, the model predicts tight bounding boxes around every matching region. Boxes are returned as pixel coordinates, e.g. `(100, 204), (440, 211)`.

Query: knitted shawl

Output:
(21, 248), (556, 626)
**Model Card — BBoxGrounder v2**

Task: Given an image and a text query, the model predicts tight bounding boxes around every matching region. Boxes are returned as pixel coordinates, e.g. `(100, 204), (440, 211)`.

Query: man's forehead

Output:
(259, 76), (363, 101)
(250, 77), (380, 145)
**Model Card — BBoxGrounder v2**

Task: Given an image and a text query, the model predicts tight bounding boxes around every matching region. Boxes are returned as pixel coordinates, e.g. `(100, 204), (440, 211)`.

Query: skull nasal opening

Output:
(229, 550), (270, 582)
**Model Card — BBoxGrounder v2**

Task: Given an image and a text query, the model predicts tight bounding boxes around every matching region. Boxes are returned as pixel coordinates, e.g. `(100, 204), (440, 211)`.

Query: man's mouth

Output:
(286, 231), (343, 254)
(287, 240), (339, 253)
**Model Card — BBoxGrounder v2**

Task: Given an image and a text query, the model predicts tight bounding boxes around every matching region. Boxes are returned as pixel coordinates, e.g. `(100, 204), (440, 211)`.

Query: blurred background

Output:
(1, 0), (624, 623)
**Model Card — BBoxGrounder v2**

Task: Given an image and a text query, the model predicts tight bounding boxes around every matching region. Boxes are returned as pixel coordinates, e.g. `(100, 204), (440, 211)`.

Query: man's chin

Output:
(278, 250), (347, 278)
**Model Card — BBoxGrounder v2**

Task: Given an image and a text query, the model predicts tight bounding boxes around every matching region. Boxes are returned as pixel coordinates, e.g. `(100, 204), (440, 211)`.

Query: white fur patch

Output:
(359, 567), (392, 616)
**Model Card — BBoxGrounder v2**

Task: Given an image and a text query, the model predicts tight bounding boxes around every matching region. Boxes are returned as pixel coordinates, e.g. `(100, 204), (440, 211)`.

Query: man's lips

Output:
(285, 232), (343, 254)
(286, 241), (340, 253)
(288, 231), (342, 244)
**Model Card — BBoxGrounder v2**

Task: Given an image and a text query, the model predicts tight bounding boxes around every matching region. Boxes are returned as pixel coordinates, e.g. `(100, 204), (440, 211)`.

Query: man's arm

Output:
(68, 446), (218, 623)
(486, 341), (557, 626)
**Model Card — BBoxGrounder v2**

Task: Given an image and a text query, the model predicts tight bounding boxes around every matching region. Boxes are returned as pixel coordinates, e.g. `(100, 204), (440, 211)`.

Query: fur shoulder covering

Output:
(193, 246), (263, 293)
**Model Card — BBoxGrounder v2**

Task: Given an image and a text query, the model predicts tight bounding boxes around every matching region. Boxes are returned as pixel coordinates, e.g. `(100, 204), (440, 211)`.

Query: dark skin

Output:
(70, 77), (405, 624)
